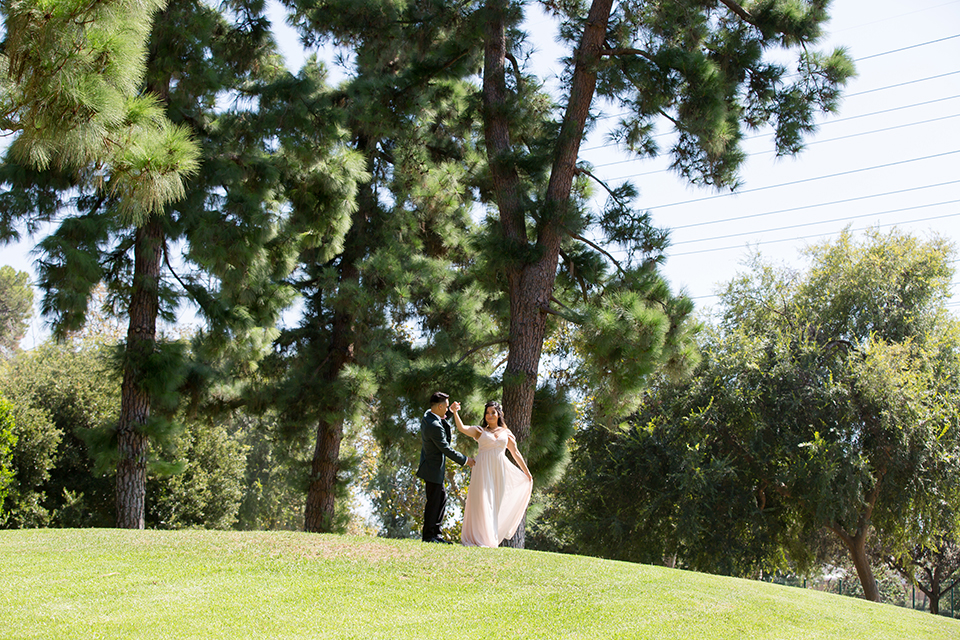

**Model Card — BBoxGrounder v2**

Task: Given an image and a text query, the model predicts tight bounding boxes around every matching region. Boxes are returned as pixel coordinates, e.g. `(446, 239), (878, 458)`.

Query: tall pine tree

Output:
(0, 0), (362, 527)
(477, 0), (853, 545)
(268, 0), (491, 533)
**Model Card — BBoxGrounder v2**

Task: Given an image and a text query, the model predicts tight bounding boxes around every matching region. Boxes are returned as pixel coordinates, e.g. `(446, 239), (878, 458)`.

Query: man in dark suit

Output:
(417, 391), (474, 543)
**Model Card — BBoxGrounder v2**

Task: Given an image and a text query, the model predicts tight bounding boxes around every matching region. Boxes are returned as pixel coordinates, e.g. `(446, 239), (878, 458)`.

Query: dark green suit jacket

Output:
(416, 410), (467, 484)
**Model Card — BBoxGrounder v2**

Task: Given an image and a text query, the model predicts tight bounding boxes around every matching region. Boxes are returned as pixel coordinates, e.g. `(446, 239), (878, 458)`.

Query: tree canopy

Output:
(544, 228), (960, 602)
(0, 0), (200, 222)
(0, 265), (32, 356)
(1, 0), (858, 544)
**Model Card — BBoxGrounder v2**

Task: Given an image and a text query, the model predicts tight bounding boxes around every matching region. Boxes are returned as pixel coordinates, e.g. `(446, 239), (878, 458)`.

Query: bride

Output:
(450, 400), (533, 547)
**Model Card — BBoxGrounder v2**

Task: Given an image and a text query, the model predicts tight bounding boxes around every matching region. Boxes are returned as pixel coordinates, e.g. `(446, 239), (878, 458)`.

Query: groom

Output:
(417, 391), (474, 543)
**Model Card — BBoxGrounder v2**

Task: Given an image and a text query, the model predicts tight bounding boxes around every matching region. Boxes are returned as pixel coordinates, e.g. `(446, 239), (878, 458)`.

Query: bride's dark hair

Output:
(483, 401), (507, 430)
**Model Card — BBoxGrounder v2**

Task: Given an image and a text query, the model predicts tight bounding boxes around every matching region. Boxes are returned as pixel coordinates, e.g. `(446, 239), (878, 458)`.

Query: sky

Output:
(567, 0), (960, 316)
(3, 0), (959, 347)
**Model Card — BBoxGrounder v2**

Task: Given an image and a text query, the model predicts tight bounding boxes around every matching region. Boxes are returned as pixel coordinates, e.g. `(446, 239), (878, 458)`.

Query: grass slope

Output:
(2, 529), (956, 639)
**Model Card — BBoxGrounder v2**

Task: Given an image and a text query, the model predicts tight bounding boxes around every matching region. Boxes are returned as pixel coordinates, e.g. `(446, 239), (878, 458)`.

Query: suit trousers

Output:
(422, 480), (446, 541)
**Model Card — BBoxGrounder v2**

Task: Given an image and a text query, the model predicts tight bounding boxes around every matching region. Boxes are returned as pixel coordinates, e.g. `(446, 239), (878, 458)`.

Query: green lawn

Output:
(2, 529), (956, 639)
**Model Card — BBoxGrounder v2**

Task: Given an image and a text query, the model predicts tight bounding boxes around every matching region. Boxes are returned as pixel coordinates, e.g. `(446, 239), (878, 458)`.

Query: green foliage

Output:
(0, 396), (17, 513)
(543, 229), (960, 591)
(575, 272), (701, 422)
(0, 338), (118, 527)
(0, 0), (201, 219)
(0, 265), (33, 356)
(525, 383), (575, 488)
(597, 0), (854, 186)
(234, 411), (305, 532)
(146, 416), (247, 530)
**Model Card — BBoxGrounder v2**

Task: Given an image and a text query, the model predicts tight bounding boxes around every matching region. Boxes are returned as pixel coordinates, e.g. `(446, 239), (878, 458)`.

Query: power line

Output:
(668, 210), (960, 257)
(585, 94), (960, 158)
(855, 33), (960, 60)
(588, 40), (960, 127)
(844, 70), (960, 97)
(592, 69), (960, 125)
(670, 181), (960, 230)
(641, 150), (960, 211)
(589, 112), (960, 171)
(671, 199), (960, 246)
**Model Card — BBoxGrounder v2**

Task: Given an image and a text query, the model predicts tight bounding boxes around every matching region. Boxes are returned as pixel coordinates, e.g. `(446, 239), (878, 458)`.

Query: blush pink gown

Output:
(461, 428), (533, 547)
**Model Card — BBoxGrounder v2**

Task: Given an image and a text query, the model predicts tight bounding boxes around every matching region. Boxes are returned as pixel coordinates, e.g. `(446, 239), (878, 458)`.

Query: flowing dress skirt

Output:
(461, 429), (533, 547)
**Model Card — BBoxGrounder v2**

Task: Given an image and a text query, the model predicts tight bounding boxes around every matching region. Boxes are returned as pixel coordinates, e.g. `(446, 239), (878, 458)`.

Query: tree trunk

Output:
(302, 298), (355, 532)
(304, 416), (346, 532)
(923, 565), (942, 615)
(302, 168), (371, 533)
(302, 284), (357, 534)
(483, 0), (613, 547)
(116, 219), (163, 529)
(832, 525), (881, 602)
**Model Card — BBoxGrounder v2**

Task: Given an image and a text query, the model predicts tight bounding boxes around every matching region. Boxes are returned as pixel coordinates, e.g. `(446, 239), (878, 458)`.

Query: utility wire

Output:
(844, 70), (960, 97)
(670, 181), (960, 230)
(588, 112), (960, 171)
(641, 150), (960, 211)
(591, 69), (960, 125)
(671, 199), (960, 246)
(856, 33), (960, 60)
(585, 93), (960, 157)
(668, 210), (960, 257)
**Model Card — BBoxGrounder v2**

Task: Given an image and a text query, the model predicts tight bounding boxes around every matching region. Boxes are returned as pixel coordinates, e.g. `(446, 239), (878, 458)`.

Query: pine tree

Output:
(0, 0), (363, 528)
(477, 0), (853, 545)
(267, 0), (490, 533)
(0, 0), (200, 217)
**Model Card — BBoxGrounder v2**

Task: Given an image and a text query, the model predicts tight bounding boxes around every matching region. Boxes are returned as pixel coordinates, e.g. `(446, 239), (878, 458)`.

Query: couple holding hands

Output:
(416, 391), (533, 547)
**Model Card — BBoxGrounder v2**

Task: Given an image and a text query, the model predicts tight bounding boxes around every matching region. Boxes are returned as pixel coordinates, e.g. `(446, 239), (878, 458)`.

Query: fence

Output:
(790, 577), (958, 619)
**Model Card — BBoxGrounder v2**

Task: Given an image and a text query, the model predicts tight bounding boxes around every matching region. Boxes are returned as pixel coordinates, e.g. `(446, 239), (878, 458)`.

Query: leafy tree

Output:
(146, 414), (247, 530)
(269, 0), (854, 543)
(882, 532), (960, 616)
(354, 0), (860, 547)
(0, 327), (276, 530)
(234, 410), (305, 531)
(545, 229), (960, 602)
(0, 337), (119, 527)
(267, 0), (493, 533)
(0, 265), (32, 356)
(0, 396), (15, 514)
(477, 0), (855, 469)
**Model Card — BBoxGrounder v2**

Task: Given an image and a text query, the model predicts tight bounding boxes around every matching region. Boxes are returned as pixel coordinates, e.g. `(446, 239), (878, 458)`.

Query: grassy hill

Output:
(2, 529), (956, 639)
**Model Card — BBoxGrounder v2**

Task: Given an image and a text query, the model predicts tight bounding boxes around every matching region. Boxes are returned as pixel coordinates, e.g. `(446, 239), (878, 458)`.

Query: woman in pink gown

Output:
(451, 400), (533, 547)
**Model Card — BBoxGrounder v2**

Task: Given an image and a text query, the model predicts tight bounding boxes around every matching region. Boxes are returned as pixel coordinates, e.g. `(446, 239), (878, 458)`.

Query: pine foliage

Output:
(1, 0), (201, 219)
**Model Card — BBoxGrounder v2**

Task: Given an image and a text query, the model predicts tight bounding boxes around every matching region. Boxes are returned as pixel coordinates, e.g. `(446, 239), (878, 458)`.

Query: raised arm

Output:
(506, 431), (533, 481)
(451, 402), (482, 440)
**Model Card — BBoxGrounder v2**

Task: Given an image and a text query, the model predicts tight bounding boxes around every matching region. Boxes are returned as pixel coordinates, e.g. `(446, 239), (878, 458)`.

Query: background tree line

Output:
(7, 0), (958, 614)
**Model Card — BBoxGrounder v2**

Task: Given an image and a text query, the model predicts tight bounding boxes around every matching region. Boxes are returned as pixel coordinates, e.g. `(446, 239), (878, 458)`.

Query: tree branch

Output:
(548, 295), (581, 320)
(505, 52), (523, 90)
(717, 0), (756, 25)
(454, 338), (509, 366)
(562, 224), (627, 278)
(600, 47), (656, 63)
(162, 243), (191, 295)
(559, 247), (590, 304)
(576, 165), (627, 206)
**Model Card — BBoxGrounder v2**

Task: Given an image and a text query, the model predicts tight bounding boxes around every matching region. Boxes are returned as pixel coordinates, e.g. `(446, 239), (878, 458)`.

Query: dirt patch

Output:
(212, 531), (421, 563)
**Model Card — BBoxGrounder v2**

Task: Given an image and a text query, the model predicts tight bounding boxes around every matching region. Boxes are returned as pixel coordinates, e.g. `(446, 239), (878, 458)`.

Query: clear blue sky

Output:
(4, 0), (959, 347)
